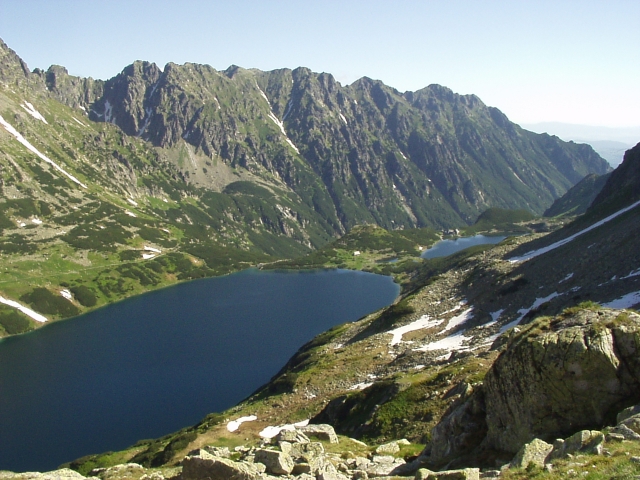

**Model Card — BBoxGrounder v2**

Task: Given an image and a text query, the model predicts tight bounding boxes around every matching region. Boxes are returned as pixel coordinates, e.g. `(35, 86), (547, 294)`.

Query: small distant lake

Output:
(421, 234), (506, 259)
(0, 268), (398, 473)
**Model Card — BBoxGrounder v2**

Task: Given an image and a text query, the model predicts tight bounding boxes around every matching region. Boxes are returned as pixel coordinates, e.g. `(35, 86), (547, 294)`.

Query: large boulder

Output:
(509, 438), (553, 469)
(181, 451), (263, 480)
(0, 469), (89, 480)
(415, 468), (480, 480)
(426, 308), (640, 466)
(483, 309), (640, 454)
(254, 449), (295, 475)
(298, 424), (339, 444)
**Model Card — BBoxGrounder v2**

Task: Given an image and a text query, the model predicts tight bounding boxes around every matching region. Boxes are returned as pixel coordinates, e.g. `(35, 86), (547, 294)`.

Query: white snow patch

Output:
(79, 106), (86, 112)
(104, 100), (114, 123)
(387, 314), (443, 346)
(19, 222), (26, 227)
(142, 253), (156, 260)
(441, 307), (474, 334)
(144, 246), (161, 253)
(267, 112), (300, 154)
(256, 84), (270, 103)
(400, 151), (407, 160)
(21, 101), (48, 123)
(127, 198), (138, 206)
(259, 425), (291, 439)
(125, 211), (137, 217)
(339, 113), (347, 124)
(509, 200), (640, 263)
(31, 217), (42, 225)
(416, 330), (472, 353)
(136, 107), (153, 137)
(559, 273), (574, 283)
(602, 291), (640, 309)
(0, 115), (88, 188)
(283, 100), (293, 120)
(622, 268), (640, 280)
(349, 382), (373, 390)
(72, 117), (87, 127)
(0, 296), (48, 323)
(510, 168), (525, 184)
(60, 289), (73, 300)
(226, 415), (257, 432)
(497, 292), (561, 334)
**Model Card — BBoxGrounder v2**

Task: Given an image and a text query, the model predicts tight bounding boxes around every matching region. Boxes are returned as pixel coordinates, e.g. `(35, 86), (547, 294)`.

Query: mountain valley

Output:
(1, 36), (639, 480)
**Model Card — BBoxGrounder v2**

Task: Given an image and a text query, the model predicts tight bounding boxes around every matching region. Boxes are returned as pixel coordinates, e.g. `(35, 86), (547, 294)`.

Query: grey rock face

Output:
(483, 310), (640, 454)
(298, 424), (339, 444)
(416, 467), (480, 480)
(427, 309), (640, 467)
(0, 470), (88, 480)
(254, 449), (295, 475)
(509, 438), (554, 469)
(181, 451), (263, 480)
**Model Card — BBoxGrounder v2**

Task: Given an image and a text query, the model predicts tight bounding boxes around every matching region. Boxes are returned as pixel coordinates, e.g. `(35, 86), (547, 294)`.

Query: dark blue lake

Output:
(0, 268), (398, 473)
(421, 234), (506, 259)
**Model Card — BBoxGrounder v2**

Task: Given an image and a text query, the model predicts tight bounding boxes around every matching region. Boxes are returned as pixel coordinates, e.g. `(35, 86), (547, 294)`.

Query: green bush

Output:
(20, 288), (80, 317)
(0, 308), (32, 334)
(70, 285), (97, 307)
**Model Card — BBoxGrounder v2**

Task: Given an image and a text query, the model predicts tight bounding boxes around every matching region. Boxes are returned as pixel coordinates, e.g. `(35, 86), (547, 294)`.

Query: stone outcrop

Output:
(425, 308), (640, 467)
(254, 449), (295, 475)
(180, 451), (264, 480)
(0, 469), (91, 480)
(509, 438), (553, 469)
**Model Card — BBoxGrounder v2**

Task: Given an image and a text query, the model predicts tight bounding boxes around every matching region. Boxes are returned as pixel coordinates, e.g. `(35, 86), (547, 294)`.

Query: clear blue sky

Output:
(1, 0), (638, 127)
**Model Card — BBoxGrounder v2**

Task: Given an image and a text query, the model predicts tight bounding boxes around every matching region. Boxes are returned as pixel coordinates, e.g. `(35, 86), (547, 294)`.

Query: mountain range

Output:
(0, 37), (613, 335)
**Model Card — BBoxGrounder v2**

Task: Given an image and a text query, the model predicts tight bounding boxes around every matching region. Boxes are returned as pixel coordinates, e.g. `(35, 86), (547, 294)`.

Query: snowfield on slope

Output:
(508, 199), (640, 263)
(0, 114), (88, 188)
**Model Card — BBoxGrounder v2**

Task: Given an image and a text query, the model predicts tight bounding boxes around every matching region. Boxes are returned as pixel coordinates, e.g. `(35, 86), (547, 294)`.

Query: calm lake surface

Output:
(421, 234), (506, 259)
(0, 268), (399, 473)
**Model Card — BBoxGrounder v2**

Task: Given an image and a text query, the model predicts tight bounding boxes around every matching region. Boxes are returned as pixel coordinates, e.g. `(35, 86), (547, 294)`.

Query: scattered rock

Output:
(549, 430), (604, 460)
(203, 446), (231, 458)
(0, 469), (90, 480)
(605, 432), (626, 442)
(509, 438), (553, 469)
(181, 451), (263, 480)
(92, 463), (145, 480)
(375, 439), (410, 455)
(415, 467), (480, 479)
(275, 429), (310, 444)
(364, 455), (405, 476)
(254, 449), (295, 475)
(608, 424), (640, 441)
(298, 424), (339, 444)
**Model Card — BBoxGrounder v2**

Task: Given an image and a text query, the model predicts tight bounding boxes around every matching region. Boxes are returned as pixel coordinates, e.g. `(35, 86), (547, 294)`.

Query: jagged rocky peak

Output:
(0, 38), (31, 85)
